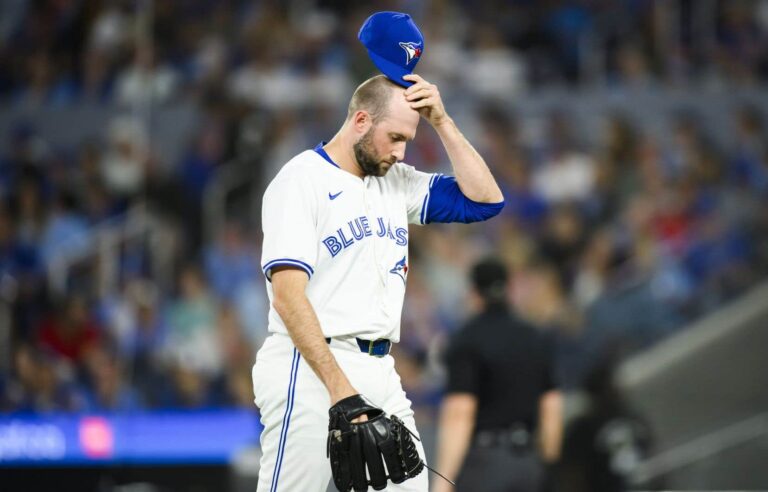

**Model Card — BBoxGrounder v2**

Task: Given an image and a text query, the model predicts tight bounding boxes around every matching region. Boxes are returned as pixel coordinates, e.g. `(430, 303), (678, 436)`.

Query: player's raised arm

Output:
(403, 73), (504, 204)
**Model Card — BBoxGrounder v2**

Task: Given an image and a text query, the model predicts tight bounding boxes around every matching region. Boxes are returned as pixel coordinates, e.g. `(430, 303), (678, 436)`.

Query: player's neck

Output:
(324, 134), (365, 180)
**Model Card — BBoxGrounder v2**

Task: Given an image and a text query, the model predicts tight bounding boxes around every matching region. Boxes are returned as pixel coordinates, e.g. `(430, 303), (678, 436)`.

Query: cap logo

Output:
(398, 42), (422, 64)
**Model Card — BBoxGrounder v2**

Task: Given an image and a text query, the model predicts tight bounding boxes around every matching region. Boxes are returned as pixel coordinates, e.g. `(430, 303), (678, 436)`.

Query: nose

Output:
(392, 143), (406, 162)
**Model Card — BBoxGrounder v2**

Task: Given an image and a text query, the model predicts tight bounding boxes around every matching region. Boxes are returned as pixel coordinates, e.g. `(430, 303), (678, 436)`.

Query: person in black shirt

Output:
(434, 257), (563, 492)
(555, 354), (653, 492)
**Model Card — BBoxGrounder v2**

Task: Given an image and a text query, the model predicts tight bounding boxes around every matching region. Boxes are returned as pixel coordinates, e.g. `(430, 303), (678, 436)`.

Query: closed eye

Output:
(389, 133), (411, 143)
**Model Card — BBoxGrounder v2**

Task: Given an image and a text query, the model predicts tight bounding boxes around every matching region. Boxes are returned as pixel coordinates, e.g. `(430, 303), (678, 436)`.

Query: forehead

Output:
(377, 89), (420, 139)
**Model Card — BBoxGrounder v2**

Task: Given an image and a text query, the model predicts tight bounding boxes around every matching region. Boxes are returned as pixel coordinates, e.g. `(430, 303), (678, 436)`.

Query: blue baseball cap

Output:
(358, 11), (424, 88)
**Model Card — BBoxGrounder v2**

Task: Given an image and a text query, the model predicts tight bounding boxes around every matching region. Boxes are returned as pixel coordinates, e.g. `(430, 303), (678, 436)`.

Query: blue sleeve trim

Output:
(419, 174), (441, 225)
(262, 259), (314, 282)
(424, 175), (505, 224)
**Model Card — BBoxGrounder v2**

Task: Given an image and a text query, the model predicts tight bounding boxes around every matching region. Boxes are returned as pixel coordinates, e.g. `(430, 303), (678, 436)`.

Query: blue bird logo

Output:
(399, 42), (422, 64)
(389, 256), (409, 284)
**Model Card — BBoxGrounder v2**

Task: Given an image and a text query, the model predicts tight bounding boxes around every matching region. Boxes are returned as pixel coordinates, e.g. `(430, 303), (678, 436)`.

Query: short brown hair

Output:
(346, 75), (398, 122)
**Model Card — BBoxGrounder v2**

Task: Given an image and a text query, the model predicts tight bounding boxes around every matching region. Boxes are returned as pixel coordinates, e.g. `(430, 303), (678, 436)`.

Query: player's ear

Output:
(353, 110), (373, 134)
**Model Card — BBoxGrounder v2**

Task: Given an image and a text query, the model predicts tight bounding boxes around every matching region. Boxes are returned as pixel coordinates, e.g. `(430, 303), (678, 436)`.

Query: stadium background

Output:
(1, 0), (767, 490)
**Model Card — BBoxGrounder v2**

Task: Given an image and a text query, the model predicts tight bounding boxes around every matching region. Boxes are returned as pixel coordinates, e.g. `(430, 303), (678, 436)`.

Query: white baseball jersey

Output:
(261, 143), (440, 343)
(255, 143), (501, 492)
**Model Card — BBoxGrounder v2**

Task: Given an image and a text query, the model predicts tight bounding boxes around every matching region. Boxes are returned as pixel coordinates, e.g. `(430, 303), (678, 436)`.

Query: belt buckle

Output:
(368, 338), (388, 357)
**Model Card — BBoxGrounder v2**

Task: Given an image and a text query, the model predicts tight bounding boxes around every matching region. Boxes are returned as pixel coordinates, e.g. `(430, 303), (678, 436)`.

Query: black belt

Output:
(325, 337), (392, 357)
(473, 424), (532, 450)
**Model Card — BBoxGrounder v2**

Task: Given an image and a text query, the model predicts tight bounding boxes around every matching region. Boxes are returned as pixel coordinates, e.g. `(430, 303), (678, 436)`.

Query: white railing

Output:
(46, 204), (176, 298)
(202, 160), (260, 244)
(630, 412), (768, 485)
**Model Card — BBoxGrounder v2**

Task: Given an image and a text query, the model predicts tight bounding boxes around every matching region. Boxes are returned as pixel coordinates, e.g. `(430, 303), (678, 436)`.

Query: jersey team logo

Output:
(389, 256), (409, 284)
(399, 42), (422, 64)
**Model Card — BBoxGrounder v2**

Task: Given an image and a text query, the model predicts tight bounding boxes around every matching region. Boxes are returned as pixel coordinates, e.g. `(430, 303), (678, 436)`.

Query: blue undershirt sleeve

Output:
(423, 175), (504, 224)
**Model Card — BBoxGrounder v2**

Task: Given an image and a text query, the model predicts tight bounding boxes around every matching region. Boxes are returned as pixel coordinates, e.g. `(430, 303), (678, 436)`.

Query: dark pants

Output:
(456, 446), (544, 492)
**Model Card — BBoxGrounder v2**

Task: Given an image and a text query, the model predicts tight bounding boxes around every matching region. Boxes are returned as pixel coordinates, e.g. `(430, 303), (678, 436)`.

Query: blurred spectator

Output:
(178, 121), (226, 202)
(715, 1), (767, 83)
(511, 260), (584, 388)
(261, 109), (312, 180)
(532, 113), (597, 205)
(538, 205), (587, 288)
(39, 192), (91, 266)
(399, 267), (443, 361)
(115, 42), (179, 108)
(228, 12), (305, 110)
(614, 44), (653, 88)
(70, 142), (102, 192)
(162, 364), (215, 409)
(163, 264), (220, 376)
(0, 204), (41, 298)
(191, 35), (230, 90)
(231, 270), (269, 349)
(461, 24), (526, 99)
(544, 1), (594, 82)
(420, 227), (473, 330)
(13, 51), (76, 107)
(478, 107), (549, 229)
(100, 117), (149, 199)
(573, 229), (615, 309)
(215, 304), (257, 408)
(511, 260), (574, 333)
(78, 49), (116, 104)
(37, 294), (102, 365)
(101, 279), (164, 357)
(88, 4), (131, 56)
(683, 200), (754, 310)
(97, 277), (165, 407)
(82, 345), (141, 411)
(202, 222), (268, 348)
(582, 255), (682, 374)
(556, 354), (653, 492)
(2, 344), (84, 413)
(81, 181), (120, 224)
(730, 106), (768, 193)
(296, 11), (353, 108)
(203, 222), (258, 300)
(13, 172), (47, 246)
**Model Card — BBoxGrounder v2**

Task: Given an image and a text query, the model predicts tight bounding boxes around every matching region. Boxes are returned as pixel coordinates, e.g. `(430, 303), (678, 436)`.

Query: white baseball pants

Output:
(252, 333), (429, 492)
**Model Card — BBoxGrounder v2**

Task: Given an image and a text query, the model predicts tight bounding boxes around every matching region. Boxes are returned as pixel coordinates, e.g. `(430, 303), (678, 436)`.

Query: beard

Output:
(353, 127), (394, 177)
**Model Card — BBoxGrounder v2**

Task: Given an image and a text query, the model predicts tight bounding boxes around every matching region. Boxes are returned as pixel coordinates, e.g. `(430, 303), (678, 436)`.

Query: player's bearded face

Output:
(354, 126), (395, 177)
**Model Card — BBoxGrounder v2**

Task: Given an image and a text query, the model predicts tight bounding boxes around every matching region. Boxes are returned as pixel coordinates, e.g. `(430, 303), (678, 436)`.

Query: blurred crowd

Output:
(3, 0), (768, 107)
(1, 0), (768, 415)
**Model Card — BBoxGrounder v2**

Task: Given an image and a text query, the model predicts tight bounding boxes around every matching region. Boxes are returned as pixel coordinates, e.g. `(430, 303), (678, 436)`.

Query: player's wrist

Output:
(329, 386), (358, 406)
(431, 114), (454, 131)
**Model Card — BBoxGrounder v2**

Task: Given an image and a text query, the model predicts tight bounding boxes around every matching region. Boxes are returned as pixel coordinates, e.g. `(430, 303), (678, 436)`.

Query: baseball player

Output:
(253, 12), (504, 492)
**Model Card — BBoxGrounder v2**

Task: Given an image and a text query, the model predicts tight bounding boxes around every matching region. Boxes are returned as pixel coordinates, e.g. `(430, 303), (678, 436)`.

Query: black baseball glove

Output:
(327, 394), (424, 491)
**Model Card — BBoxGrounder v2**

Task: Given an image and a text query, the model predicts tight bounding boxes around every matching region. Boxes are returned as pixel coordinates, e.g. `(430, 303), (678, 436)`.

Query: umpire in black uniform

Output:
(433, 257), (563, 492)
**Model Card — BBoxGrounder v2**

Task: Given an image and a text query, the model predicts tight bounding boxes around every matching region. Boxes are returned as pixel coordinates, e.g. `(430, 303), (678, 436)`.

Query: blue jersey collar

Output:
(313, 142), (340, 168)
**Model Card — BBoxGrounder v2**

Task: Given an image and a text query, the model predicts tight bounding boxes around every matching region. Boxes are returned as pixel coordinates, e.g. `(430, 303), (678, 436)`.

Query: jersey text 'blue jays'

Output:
(322, 216), (408, 257)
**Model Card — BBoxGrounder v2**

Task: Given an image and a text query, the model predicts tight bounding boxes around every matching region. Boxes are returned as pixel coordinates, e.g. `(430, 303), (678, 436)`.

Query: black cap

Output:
(470, 257), (509, 302)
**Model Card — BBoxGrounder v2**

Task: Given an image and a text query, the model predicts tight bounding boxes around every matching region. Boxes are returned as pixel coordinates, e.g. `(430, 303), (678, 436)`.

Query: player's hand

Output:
(403, 74), (449, 127)
(330, 386), (369, 422)
(328, 396), (425, 490)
